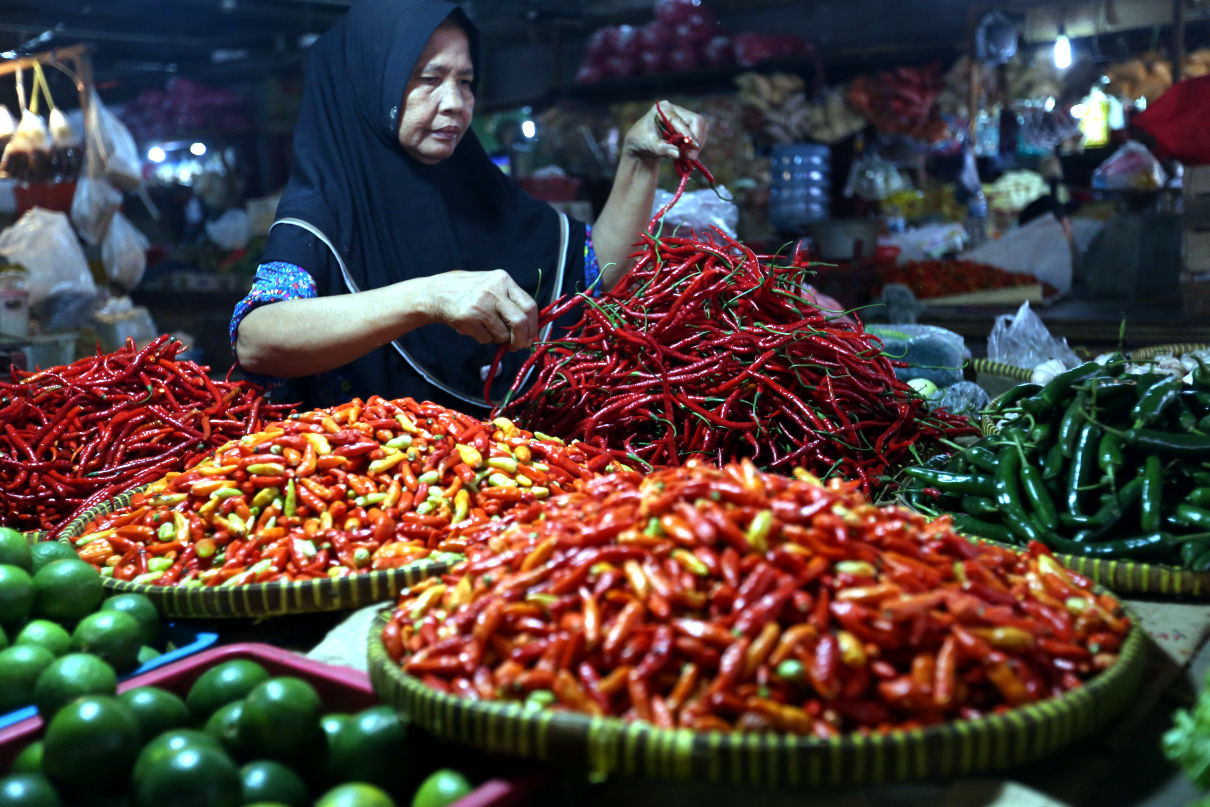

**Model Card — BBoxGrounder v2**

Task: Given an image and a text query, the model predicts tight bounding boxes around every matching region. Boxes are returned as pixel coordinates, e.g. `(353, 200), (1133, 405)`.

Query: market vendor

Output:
(231, 0), (707, 410)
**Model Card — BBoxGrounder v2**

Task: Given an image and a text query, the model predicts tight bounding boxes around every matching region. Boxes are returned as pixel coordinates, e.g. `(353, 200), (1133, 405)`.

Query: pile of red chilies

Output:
(492, 114), (976, 492)
(383, 460), (1130, 734)
(0, 335), (291, 534)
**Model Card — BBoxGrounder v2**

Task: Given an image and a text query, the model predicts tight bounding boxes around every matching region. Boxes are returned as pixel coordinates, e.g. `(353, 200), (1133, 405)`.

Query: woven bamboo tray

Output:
(366, 606), (1147, 788)
(55, 484), (457, 619)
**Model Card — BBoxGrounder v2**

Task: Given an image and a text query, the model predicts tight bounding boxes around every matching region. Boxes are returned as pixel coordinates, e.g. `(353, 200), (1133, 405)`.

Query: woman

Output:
(231, 0), (707, 410)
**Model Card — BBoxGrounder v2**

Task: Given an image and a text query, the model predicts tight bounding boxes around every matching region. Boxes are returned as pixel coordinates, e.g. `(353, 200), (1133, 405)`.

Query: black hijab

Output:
(265, 0), (575, 409)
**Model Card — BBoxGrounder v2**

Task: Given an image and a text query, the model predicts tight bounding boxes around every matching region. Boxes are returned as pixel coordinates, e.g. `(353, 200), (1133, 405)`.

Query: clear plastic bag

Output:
(204, 208), (252, 251)
(650, 186), (738, 239)
(101, 212), (149, 292)
(0, 208), (96, 307)
(1091, 141), (1167, 192)
(1, 108), (52, 183)
(71, 174), (123, 246)
(83, 88), (142, 191)
(987, 301), (1080, 371)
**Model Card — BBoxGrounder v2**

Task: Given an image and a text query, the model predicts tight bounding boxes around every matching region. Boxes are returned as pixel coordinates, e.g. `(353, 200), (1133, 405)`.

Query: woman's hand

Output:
(423, 269), (539, 350)
(621, 100), (708, 165)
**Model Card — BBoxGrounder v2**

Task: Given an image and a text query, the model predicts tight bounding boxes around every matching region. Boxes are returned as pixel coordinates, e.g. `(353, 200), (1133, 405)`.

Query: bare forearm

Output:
(235, 278), (435, 377)
(592, 153), (661, 291)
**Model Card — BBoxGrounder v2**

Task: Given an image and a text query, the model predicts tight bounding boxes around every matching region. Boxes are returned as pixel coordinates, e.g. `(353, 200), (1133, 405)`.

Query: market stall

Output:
(1, 0), (1210, 805)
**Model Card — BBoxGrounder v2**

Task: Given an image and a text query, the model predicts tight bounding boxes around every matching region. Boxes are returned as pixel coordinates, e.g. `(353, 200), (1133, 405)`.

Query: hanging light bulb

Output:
(1053, 24), (1072, 70)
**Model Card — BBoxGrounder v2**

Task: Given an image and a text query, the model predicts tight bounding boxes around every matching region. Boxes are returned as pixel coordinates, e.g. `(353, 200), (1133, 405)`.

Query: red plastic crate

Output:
(0, 643), (548, 807)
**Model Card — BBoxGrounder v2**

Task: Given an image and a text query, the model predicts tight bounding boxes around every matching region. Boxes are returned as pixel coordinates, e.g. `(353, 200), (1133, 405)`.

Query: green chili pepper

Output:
(1051, 531), (1183, 561)
(1066, 422), (1101, 517)
(993, 382), (1043, 412)
(995, 448), (1044, 545)
(1014, 439), (1059, 529)
(1139, 454), (1163, 532)
(1095, 433), (1123, 484)
(1185, 487), (1210, 508)
(1121, 429), (1210, 458)
(1032, 359), (1124, 411)
(1041, 442), (1067, 482)
(901, 467), (996, 497)
(950, 514), (1015, 544)
(1181, 538), (1210, 567)
(1056, 399), (1085, 458)
(1194, 548), (1210, 573)
(961, 496), (1000, 518)
(1131, 376), (1184, 429)
(1174, 503), (1210, 530)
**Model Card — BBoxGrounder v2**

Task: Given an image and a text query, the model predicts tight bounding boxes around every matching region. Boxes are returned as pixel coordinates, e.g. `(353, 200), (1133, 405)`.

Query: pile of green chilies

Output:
(493, 216), (976, 492)
(901, 357), (1210, 569)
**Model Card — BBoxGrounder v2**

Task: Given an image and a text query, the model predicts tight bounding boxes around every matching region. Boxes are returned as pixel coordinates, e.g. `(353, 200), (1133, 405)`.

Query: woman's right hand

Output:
(422, 269), (539, 350)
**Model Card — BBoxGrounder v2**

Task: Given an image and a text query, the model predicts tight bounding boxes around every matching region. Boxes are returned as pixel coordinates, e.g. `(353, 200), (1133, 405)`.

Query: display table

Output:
(919, 295), (1210, 355)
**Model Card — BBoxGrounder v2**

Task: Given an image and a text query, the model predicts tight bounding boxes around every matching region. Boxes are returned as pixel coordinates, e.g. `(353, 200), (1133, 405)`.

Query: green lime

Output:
(203, 700), (251, 760)
(0, 564), (34, 628)
(327, 705), (409, 790)
(0, 774), (60, 807)
(33, 653), (117, 717)
(28, 543), (76, 575)
(135, 646), (160, 666)
(11, 741), (43, 774)
(117, 687), (190, 739)
(41, 695), (141, 792)
(71, 611), (142, 671)
(15, 621), (72, 658)
(98, 594), (159, 647)
(0, 645), (55, 712)
(410, 769), (473, 807)
(131, 729), (222, 784)
(132, 744), (241, 807)
(316, 783), (397, 807)
(239, 760), (309, 807)
(32, 560), (102, 624)
(236, 677), (322, 761)
(0, 528), (32, 572)
(185, 659), (269, 720)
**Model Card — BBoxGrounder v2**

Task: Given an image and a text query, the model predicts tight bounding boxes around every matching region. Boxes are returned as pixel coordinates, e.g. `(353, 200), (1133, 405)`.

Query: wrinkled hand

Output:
(425, 269), (539, 350)
(622, 100), (708, 164)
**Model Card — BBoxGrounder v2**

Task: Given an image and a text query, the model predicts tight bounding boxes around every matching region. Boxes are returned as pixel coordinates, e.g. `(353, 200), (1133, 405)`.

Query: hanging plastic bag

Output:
(2, 109), (52, 183)
(205, 207), (251, 251)
(101, 212), (149, 292)
(70, 173), (122, 246)
(987, 300), (1080, 371)
(82, 88), (141, 190)
(0, 106), (15, 158)
(0, 207), (96, 307)
(1091, 141), (1167, 192)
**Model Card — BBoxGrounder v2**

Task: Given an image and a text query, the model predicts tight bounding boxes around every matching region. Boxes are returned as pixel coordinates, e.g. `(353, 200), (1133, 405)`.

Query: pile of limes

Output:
(0, 657), (474, 807)
(0, 528), (164, 719)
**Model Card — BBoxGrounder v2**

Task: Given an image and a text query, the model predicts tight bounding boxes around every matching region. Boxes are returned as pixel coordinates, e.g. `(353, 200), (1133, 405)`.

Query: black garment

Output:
(263, 0), (585, 410)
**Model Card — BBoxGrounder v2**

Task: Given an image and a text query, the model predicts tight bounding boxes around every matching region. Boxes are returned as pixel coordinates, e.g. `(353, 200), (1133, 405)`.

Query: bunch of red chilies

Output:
(0, 335), (291, 534)
(383, 460), (1129, 734)
(494, 117), (975, 492)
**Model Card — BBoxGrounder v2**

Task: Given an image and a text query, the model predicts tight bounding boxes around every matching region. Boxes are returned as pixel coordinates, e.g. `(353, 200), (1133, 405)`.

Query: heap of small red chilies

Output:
(493, 129), (975, 492)
(383, 460), (1131, 734)
(0, 335), (291, 534)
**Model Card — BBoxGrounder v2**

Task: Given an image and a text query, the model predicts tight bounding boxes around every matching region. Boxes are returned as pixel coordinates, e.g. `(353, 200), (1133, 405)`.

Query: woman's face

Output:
(398, 22), (475, 164)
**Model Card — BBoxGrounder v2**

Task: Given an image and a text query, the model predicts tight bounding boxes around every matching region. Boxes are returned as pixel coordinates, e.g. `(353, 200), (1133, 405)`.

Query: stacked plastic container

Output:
(768, 143), (830, 233)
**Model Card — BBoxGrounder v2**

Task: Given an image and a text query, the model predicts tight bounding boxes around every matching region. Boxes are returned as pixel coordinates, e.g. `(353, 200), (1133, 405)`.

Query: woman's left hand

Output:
(621, 100), (708, 165)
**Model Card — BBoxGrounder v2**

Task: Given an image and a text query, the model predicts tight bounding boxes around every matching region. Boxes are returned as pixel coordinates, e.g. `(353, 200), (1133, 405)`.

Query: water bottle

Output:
(965, 192), (988, 249)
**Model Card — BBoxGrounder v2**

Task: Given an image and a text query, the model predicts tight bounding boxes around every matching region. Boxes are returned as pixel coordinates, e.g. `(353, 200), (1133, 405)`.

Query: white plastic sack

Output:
(987, 301), (1080, 371)
(881, 223), (968, 263)
(0, 208), (95, 306)
(205, 208), (251, 251)
(961, 215), (1073, 295)
(651, 186), (738, 239)
(101, 212), (149, 291)
(70, 174), (122, 246)
(83, 89), (141, 191)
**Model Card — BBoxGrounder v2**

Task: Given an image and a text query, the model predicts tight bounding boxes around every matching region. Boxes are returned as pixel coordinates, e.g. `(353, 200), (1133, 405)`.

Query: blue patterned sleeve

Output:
(229, 261), (317, 374)
(584, 223), (602, 297)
